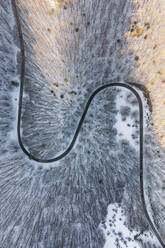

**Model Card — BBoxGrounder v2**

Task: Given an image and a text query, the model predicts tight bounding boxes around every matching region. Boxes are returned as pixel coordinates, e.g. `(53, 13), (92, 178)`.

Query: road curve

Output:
(12, 0), (165, 247)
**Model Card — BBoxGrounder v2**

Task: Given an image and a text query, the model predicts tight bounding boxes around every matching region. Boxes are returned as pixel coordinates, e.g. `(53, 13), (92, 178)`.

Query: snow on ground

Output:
(0, 0), (164, 247)
(101, 203), (161, 248)
(115, 88), (139, 151)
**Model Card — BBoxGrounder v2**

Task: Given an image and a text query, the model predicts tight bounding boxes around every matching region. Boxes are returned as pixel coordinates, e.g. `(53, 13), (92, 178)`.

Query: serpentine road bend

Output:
(0, 0), (164, 247)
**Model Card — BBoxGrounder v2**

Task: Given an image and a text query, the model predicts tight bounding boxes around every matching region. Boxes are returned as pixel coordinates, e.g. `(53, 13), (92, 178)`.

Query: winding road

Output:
(12, 0), (165, 247)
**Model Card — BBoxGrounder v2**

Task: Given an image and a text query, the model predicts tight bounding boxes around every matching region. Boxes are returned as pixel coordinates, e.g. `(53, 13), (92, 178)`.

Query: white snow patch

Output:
(115, 88), (139, 150)
(100, 203), (161, 248)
